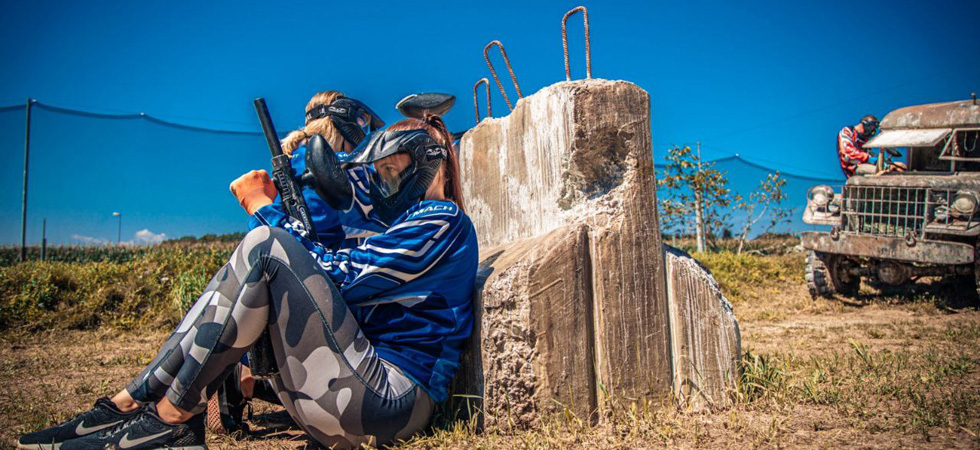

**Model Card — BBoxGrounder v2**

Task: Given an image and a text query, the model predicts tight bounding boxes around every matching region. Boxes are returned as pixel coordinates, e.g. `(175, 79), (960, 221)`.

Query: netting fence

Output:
(0, 100), (841, 248)
(0, 100), (273, 247)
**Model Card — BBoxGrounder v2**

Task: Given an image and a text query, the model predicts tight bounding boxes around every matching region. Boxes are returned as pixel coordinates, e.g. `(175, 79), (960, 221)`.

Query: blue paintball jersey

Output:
(247, 144), (389, 248)
(251, 199), (478, 402)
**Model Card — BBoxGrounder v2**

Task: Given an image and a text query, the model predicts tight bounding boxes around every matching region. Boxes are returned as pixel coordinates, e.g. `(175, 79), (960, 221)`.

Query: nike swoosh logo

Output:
(74, 420), (122, 435)
(118, 430), (171, 449)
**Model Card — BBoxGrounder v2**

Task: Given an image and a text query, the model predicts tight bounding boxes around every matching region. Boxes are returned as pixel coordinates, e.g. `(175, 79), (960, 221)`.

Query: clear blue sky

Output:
(1, 0), (978, 244)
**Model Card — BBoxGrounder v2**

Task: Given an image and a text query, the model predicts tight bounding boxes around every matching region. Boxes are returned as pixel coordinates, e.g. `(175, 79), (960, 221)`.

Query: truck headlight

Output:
(951, 191), (978, 218)
(808, 185), (834, 208)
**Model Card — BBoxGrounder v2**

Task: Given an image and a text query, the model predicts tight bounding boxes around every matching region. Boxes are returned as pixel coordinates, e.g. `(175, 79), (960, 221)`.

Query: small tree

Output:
(736, 171), (790, 254)
(658, 197), (687, 246)
(657, 144), (733, 253)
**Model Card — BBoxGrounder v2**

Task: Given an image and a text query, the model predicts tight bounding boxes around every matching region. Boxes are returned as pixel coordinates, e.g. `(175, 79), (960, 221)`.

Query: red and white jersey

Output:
(837, 126), (870, 177)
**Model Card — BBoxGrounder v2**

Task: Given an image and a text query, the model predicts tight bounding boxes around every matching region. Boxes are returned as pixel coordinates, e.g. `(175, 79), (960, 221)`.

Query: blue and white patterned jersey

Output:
(247, 144), (389, 248)
(252, 199), (479, 402)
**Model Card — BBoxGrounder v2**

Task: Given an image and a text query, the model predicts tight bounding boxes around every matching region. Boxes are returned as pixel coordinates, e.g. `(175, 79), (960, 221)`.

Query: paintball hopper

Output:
(396, 93), (456, 118)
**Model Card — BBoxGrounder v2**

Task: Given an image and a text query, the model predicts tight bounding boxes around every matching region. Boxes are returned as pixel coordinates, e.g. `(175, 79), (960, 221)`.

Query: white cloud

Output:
(72, 234), (110, 245)
(133, 229), (166, 245)
(71, 229), (166, 246)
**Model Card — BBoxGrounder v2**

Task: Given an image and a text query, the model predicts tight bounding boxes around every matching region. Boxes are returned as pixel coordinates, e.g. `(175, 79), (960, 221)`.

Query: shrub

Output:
(0, 242), (234, 331)
(696, 251), (804, 303)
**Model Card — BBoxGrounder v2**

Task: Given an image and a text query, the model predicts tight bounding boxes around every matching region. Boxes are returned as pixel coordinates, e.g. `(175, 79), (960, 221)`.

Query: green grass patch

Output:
(740, 338), (980, 436)
(0, 242), (234, 331)
(696, 251), (805, 304)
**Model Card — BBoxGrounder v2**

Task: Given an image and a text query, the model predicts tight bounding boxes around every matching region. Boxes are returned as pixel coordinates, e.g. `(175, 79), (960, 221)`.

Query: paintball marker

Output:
(245, 98), (322, 379)
(254, 98), (318, 237)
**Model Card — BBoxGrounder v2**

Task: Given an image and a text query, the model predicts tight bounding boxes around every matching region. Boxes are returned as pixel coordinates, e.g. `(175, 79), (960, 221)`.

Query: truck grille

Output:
(842, 186), (928, 237)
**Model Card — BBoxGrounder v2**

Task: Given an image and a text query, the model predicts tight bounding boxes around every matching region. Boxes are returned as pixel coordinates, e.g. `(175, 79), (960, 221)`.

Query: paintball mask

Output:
(343, 129), (447, 224)
(306, 97), (385, 146)
(858, 115), (879, 140)
(301, 133), (354, 211)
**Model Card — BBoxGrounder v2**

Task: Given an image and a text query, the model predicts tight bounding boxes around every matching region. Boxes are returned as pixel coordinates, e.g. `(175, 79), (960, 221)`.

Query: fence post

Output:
(41, 218), (46, 261)
(20, 98), (33, 262)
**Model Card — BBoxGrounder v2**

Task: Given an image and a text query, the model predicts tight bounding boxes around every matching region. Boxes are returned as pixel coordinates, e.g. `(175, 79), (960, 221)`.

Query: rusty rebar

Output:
(483, 40), (523, 111)
(473, 78), (491, 124)
(562, 6), (591, 81)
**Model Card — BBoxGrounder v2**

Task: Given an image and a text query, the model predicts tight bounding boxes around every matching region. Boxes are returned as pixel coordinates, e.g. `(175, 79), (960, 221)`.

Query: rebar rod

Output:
(483, 40), (523, 111)
(473, 78), (491, 124)
(562, 6), (592, 81)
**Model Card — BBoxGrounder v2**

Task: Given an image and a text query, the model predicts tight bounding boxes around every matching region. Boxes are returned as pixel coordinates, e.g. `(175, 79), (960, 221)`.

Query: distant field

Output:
(1, 239), (978, 449)
(0, 240), (236, 331)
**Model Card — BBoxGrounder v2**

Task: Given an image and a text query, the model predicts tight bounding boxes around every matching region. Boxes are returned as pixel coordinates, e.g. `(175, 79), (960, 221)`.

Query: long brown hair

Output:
(281, 90), (346, 154)
(386, 115), (465, 212)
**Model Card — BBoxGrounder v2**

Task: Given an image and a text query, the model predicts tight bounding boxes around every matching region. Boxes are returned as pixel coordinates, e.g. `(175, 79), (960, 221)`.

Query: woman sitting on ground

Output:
(17, 114), (478, 450)
(212, 90), (387, 426)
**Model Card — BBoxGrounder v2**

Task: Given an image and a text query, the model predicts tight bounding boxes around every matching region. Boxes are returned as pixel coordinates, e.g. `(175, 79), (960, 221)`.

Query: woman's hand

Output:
(230, 170), (278, 215)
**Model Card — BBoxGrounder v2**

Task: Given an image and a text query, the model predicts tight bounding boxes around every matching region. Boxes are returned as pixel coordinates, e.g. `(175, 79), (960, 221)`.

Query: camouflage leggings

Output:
(126, 226), (434, 448)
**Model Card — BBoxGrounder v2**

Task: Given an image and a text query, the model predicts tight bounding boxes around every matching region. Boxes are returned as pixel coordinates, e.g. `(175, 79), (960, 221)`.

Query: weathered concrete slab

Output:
(664, 245), (741, 410)
(456, 79), (740, 426)
(460, 79), (650, 250)
(568, 83), (672, 403)
(462, 225), (597, 428)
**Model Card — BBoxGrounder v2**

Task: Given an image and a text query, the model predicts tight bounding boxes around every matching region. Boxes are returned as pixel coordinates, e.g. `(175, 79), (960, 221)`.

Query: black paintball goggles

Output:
(305, 96), (385, 146)
(859, 115), (879, 139)
(341, 129), (447, 224)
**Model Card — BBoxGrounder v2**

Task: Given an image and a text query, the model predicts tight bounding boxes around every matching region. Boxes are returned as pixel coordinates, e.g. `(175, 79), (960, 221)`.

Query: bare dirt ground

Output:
(2, 269), (978, 449)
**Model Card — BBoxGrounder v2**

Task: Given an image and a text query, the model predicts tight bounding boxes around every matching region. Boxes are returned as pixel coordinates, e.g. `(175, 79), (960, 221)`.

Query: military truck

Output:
(802, 96), (980, 298)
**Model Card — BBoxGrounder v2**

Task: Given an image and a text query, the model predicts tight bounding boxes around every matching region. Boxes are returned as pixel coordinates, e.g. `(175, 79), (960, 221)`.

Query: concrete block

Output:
(461, 225), (597, 428)
(460, 79), (653, 250)
(456, 79), (740, 427)
(664, 245), (741, 410)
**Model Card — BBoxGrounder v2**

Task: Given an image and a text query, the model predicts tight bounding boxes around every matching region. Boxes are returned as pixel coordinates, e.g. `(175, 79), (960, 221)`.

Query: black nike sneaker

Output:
(60, 402), (206, 450)
(17, 397), (138, 450)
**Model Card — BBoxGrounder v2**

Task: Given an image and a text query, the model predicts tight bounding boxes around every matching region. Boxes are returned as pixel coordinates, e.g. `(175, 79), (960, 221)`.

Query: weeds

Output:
(755, 336), (980, 438)
(696, 251), (806, 308)
(2, 244), (978, 448)
(738, 351), (787, 404)
(0, 242), (234, 331)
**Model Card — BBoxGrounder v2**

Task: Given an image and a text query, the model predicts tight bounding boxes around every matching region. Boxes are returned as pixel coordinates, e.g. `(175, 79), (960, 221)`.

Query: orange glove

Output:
(230, 170), (278, 215)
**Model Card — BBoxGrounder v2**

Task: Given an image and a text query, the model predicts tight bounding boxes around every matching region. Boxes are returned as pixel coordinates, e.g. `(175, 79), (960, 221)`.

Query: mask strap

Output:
(306, 99), (356, 123)
(305, 104), (330, 123)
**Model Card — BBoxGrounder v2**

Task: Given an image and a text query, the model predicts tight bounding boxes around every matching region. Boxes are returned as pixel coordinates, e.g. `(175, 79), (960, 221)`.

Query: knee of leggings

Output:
(266, 226), (296, 242)
(241, 226), (275, 254)
(241, 226), (304, 262)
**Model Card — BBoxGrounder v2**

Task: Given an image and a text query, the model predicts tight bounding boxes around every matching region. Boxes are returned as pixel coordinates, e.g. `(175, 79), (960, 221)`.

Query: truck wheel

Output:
(805, 251), (859, 298)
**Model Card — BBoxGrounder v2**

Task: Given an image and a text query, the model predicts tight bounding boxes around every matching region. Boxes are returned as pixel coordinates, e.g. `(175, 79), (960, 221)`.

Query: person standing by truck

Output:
(838, 114), (880, 177)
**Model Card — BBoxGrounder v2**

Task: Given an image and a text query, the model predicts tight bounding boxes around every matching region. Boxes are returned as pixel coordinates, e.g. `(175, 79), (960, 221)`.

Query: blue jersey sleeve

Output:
(248, 203), (290, 229)
(256, 201), (469, 304)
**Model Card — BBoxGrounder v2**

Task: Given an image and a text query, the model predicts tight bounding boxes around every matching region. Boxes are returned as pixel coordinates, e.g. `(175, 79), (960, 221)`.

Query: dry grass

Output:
(2, 250), (979, 449)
